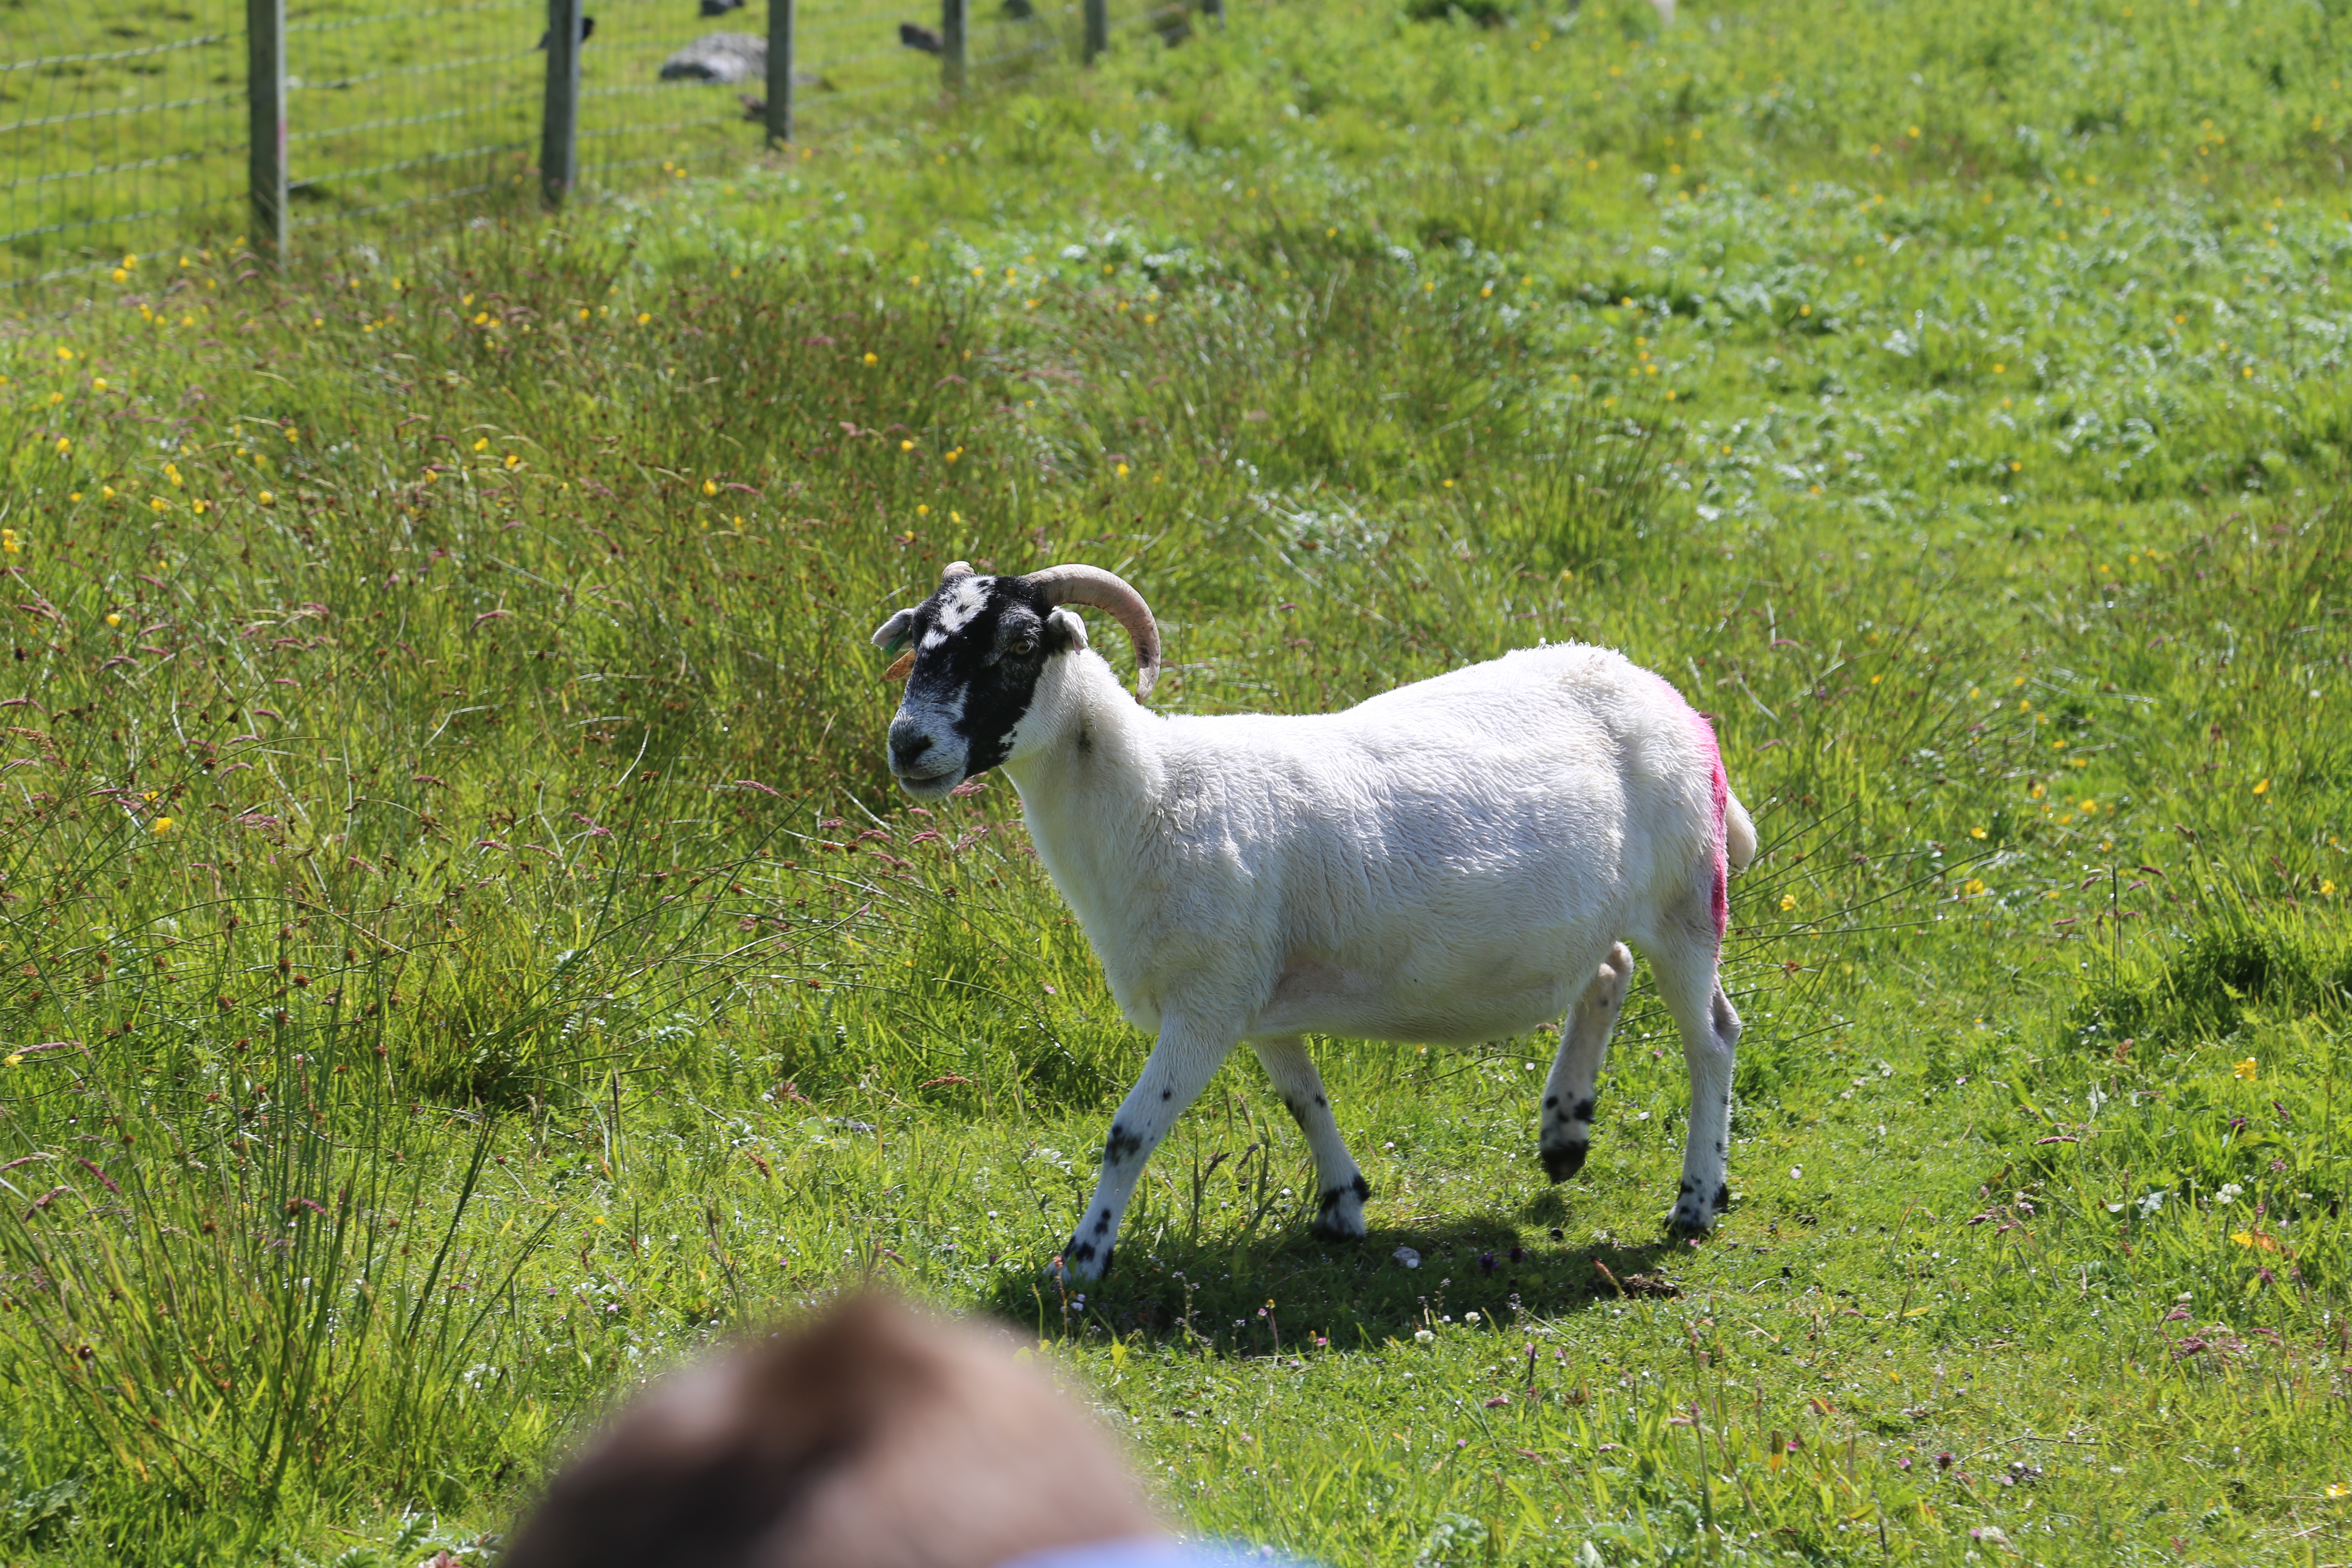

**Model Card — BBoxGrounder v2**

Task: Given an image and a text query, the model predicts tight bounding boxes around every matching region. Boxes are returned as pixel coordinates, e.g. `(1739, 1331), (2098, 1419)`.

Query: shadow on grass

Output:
(974, 1206), (1692, 1352)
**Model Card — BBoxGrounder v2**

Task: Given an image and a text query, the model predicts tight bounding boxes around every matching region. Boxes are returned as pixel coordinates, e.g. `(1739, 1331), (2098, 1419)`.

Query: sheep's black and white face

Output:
(872, 573), (1089, 801)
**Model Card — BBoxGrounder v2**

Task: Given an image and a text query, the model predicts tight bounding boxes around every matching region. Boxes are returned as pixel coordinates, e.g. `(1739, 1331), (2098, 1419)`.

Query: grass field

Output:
(2, 0), (2351, 1559)
(0, 0), (1091, 283)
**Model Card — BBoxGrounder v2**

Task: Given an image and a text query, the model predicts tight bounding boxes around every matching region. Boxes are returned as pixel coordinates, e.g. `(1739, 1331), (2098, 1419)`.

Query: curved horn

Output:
(1025, 564), (1161, 701)
(940, 560), (974, 585)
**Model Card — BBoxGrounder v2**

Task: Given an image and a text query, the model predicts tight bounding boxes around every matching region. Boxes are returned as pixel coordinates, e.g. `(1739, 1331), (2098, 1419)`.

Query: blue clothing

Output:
(998, 1539), (1319, 1568)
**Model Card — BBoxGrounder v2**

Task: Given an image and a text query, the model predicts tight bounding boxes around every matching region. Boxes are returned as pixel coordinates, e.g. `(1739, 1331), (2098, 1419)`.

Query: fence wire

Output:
(2, 0), (1211, 286)
(0, 0), (244, 284)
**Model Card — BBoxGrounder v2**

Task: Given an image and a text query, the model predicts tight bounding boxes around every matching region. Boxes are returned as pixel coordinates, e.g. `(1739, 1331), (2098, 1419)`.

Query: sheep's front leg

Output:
(1539, 943), (1633, 1181)
(1057, 1020), (1235, 1281)
(1250, 1036), (1369, 1239)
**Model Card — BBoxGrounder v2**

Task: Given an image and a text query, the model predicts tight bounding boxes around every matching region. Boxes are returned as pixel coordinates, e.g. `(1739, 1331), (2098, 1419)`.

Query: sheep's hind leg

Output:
(1250, 1036), (1369, 1240)
(1057, 1019), (1236, 1281)
(1649, 922), (1741, 1237)
(1539, 943), (1633, 1182)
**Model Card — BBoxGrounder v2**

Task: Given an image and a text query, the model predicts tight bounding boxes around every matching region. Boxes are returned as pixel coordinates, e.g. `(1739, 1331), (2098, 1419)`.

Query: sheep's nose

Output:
(888, 719), (935, 773)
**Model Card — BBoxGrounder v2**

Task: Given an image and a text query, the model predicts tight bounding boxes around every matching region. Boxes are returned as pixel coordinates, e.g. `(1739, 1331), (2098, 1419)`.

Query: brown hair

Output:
(503, 1293), (1161, 1568)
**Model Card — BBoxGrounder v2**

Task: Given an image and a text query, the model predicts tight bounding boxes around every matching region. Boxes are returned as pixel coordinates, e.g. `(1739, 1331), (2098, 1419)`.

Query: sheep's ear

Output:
(1046, 606), (1090, 653)
(870, 608), (918, 655)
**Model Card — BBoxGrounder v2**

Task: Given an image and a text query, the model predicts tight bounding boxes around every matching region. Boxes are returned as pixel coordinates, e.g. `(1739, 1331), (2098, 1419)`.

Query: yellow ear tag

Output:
(883, 649), (916, 681)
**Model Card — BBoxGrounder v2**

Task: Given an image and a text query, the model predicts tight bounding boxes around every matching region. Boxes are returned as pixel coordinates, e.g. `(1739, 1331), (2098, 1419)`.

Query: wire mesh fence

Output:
(1, 0), (1205, 289)
(0, 0), (246, 283)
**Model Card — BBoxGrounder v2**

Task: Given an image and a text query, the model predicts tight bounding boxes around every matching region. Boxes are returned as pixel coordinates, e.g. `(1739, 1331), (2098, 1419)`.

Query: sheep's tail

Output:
(1723, 788), (1757, 873)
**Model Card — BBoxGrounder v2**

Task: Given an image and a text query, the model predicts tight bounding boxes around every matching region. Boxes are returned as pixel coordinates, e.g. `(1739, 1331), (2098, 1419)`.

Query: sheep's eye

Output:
(1010, 633), (1038, 656)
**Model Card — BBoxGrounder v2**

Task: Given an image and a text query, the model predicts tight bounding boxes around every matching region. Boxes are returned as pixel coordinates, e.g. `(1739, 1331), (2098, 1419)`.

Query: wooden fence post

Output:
(245, 0), (286, 254)
(765, 0), (795, 144)
(541, 0), (582, 207)
(942, 0), (966, 95)
(1084, 0), (1107, 61)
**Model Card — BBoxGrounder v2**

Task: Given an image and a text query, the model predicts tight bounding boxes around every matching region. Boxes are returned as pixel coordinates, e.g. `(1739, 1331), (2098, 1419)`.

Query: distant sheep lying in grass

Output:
(505, 1293), (1262, 1568)
(872, 563), (1757, 1281)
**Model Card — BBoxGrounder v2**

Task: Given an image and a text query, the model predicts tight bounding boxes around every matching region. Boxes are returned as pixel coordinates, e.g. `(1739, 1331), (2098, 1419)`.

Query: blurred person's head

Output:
(502, 1292), (1167, 1568)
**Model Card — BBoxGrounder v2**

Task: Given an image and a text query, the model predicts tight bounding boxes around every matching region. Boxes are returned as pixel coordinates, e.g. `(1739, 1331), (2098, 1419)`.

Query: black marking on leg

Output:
(1161, 1090), (1172, 1101)
(1572, 1096), (1596, 1121)
(1103, 1124), (1143, 1164)
(1313, 1093), (1326, 1108)
(1069, 1241), (1097, 1263)
(1712, 1183), (1730, 1213)
(1542, 1141), (1588, 1182)
(1075, 723), (1094, 755)
(1282, 1097), (1308, 1130)
(1679, 1179), (1694, 1194)
(1312, 1174), (1371, 1237)
(1091, 1212), (1109, 1234)
(1544, 1095), (1558, 1109)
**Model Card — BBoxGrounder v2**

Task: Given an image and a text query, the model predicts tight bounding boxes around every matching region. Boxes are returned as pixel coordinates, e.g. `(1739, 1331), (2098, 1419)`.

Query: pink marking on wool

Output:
(1641, 668), (1732, 947)
(1684, 704), (1731, 947)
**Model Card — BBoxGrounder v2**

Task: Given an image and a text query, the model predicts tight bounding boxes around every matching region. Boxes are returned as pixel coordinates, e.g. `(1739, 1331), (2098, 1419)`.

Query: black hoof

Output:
(1541, 1141), (1588, 1182)
(1310, 1218), (1367, 1242)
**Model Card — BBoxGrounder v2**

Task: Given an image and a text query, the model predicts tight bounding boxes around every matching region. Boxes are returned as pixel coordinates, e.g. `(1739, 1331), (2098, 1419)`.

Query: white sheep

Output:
(873, 562), (1757, 1280)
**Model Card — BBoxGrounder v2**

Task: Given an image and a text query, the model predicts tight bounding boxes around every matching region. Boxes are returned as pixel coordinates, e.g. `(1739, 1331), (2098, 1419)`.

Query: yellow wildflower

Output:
(1779, 894), (1797, 912)
(152, 817), (175, 834)
(2233, 1057), (2257, 1081)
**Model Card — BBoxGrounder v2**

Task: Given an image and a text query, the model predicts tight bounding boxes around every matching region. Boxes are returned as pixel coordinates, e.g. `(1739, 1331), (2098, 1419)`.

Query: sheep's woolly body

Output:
(876, 570), (1755, 1281)
(1011, 643), (1749, 1045)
